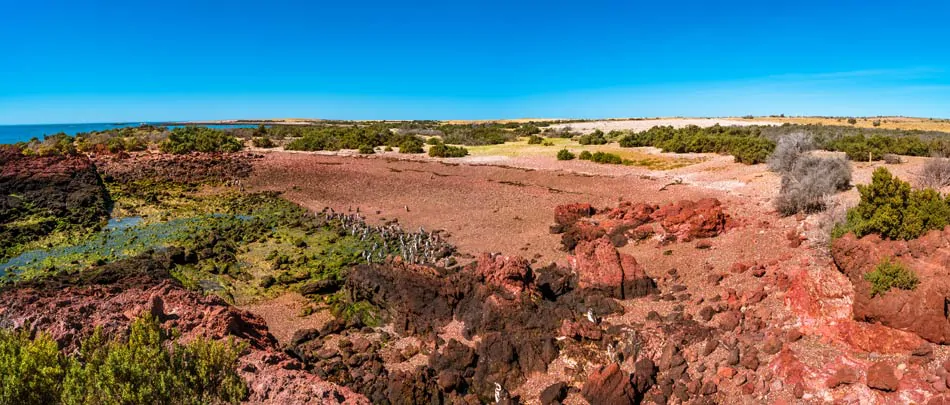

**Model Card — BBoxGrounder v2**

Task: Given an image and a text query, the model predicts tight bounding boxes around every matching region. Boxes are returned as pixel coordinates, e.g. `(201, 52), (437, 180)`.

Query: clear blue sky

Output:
(2, 0), (949, 124)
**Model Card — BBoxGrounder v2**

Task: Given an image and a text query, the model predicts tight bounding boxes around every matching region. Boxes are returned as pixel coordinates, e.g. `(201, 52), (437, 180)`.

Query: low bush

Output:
(917, 157), (950, 189)
(873, 120), (882, 127)
(832, 167), (950, 240)
(20, 133), (77, 156)
(252, 137), (275, 148)
(556, 149), (575, 160)
(577, 130), (608, 145)
(358, 145), (375, 154)
(864, 257), (919, 297)
(428, 144), (469, 158)
(590, 151), (623, 164)
(847, 118), (858, 125)
(527, 135), (544, 145)
(161, 127), (243, 154)
(425, 137), (442, 145)
(578, 150), (593, 160)
(518, 125), (541, 136)
(775, 155), (852, 216)
(0, 315), (247, 404)
(398, 137), (424, 154)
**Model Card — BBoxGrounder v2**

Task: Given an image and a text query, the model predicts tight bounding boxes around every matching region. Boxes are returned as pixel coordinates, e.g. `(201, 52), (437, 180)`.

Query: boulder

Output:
(832, 230), (950, 343)
(570, 237), (657, 299)
(581, 363), (637, 404)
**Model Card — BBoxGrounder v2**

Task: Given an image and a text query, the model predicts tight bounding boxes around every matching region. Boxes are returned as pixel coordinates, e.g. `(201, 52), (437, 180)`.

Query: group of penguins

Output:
(318, 207), (455, 266)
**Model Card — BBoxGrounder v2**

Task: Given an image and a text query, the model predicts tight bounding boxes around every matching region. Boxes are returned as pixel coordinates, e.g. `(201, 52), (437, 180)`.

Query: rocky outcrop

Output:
(339, 252), (657, 402)
(570, 237), (657, 299)
(474, 253), (533, 297)
(92, 151), (257, 184)
(553, 198), (732, 251)
(0, 149), (109, 257)
(832, 228), (950, 344)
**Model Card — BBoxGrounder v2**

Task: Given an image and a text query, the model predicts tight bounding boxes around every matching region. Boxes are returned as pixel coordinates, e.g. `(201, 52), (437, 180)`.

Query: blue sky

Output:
(1, 0), (949, 124)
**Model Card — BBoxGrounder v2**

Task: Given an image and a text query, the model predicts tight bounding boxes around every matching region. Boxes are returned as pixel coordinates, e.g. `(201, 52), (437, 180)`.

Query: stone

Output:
(867, 362), (899, 392)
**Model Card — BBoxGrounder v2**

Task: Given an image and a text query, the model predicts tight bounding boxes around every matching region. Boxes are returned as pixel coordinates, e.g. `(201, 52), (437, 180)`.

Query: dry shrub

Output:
(882, 153), (902, 164)
(768, 132), (814, 173)
(775, 155), (852, 216)
(917, 156), (950, 189)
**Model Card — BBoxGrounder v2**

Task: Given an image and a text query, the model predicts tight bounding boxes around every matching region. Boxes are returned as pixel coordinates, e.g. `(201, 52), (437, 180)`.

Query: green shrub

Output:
(864, 257), (918, 297)
(527, 135), (544, 145)
(425, 137), (442, 145)
(398, 137), (424, 153)
(578, 150), (593, 160)
(556, 149), (575, 160)
(0, 315), (247, 405)
(428, 144), (469, 158)
(590, 151), (623, 164)
(518, 125), (541, 136)
(834, 167), (950, 240)
(358, 145), (375, 154)
(873, 120), (882, 127)
(252, 137), (275, 148)
(161, 127), (243, 154)
(847, 118), (858, 125)
(577, 130), (608, 145)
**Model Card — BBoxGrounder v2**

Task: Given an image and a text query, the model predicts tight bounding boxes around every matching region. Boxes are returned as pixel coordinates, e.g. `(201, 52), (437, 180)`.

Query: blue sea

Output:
(0, 122), (260, 145)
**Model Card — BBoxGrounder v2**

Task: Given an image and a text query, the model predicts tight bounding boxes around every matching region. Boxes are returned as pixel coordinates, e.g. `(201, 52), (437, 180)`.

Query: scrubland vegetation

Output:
(617, 125), (775, 164)
(161, 127), (244, 154)
(0, 315), (246, 404)
(833, 167), (950, 240)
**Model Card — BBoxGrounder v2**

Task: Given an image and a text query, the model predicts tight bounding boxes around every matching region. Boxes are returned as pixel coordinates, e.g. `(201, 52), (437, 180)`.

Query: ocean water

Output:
(0, 122), (260, 145)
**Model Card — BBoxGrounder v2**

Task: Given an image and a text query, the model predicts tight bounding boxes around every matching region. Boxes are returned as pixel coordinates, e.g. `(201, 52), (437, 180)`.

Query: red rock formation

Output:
(581, 363), (638, 404)
(552, 198), (731, 250)
(570, 237), (657, 299)
(553, 203), (595, 226)
(832, 228), (950, 344)
(474, 253), (533, 297)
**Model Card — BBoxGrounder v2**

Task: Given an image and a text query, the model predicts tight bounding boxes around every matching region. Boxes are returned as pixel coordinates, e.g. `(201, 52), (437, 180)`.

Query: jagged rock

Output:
(581, 363), (637, 404)
(474, 253), (533, 297)
(570, 237), (657, 299)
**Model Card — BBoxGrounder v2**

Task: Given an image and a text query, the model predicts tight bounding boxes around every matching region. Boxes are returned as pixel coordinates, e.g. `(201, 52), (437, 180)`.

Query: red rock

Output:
(558, 319), (602, 341)
(474, 253), (533, 297)
(717, 367), (737, 379)
(762, 336), (783, 355)
(867, 362), (899, 392)
(717, 311), (741, 332)
(832, 230), (950, 344)
(554, 203), (595, 225)
(570, 237), (656, 299)
(581, 363), (637, 404)
(730, 262), (750, 273)
(827, 367), (861, 388)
